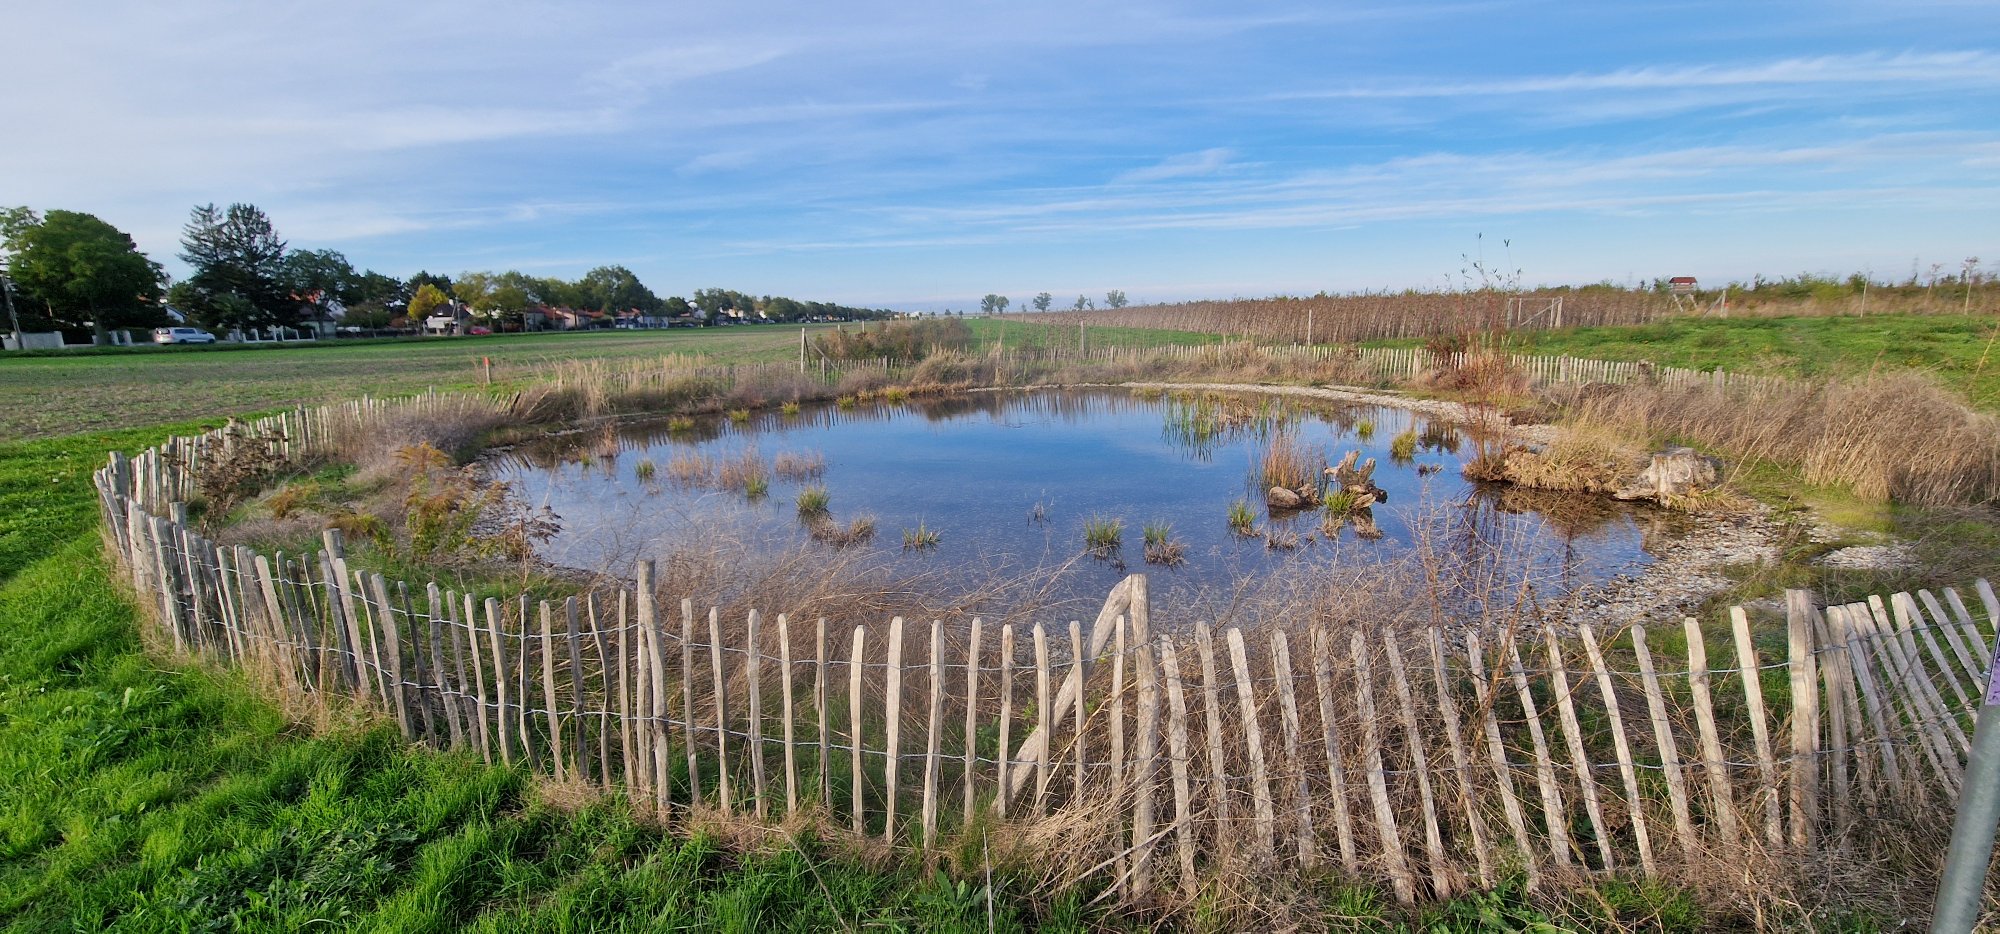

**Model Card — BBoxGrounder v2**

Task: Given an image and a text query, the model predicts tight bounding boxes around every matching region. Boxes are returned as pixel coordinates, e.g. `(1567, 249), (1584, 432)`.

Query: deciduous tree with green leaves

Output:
(980, 293), (1009, 315)
(1032, 291), (1053, 312)
(1105, 289), (1127, 309)
(1, 207), (166, 343)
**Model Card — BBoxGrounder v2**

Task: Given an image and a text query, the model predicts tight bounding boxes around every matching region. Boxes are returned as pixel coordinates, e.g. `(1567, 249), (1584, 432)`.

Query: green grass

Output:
(1082, 515), (1124, 554)
(965, 317), (1231, 354)
(0, 422), (1128, 931)
(1366, 313), (2000, 411)
(795, 485), (830, 516)
(0, 326), (827, 441)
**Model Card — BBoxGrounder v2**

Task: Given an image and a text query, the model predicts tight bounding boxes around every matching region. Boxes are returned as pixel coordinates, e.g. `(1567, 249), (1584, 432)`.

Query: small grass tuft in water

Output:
(774, 450), (826, 481)
(1227, 499), (1258, 536)
(1142, 521), (1185, 565)
(902, 521), (940, 550)
(810, 515), (876, 547)
(1082, 515), (1124, 555)
(633, 459), (657, 482)
(1356, 418), (1375, 441)
(882, 387), (910, 403)
(1390, 428), (1418, 461)
(796, 485), (829, 516)
(727, 408), (752, 423)
(781, 400), (801, 416)
(666, 415), (696, 433)
(836, 395), (858, 410)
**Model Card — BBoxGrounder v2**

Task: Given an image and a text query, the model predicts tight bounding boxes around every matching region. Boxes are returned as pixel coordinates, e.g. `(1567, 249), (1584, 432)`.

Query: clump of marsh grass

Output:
(902, 521), (941, 551)
(1254, 431), (1325, 503)
(666, 452), (714, 486)
(727, 408), (752, 424)
(780, 400), (801, 416)
(1227, 499), (1258, 536)
(1082, 515), (1124, 556)
(1142, 521), (1185, 566)
(808, 515), (876, 547)
(1355, 418), (1375, 441)
(774, 450), (826, 481)
(1389, 428), (1418, 462)
(717, 448), (769, 498)
(633, 458), (657, 482)
(795, 485), (830, 517)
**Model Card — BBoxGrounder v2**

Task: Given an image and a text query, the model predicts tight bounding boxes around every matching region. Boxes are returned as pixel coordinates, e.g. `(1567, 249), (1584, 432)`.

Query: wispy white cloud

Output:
(1113, 148), (1238, 184)
(1267, 50), (2000, 101)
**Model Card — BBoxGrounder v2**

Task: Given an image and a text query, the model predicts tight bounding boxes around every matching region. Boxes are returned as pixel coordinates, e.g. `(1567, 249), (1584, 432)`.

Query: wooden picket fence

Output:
(94, 396), (2000, 904)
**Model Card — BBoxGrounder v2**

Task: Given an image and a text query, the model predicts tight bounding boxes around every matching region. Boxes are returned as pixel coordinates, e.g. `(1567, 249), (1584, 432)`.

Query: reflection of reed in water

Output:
(1159, 392), (1298, 460)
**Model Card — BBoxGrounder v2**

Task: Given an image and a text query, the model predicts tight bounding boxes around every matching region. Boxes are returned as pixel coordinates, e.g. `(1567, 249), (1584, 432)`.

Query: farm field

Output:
(1374, 313), (2000, 412)
(0, 326), (825, 441)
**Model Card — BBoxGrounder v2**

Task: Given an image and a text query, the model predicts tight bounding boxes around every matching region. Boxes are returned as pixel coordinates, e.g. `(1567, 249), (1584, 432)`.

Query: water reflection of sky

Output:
(489, 389), (1672, 613)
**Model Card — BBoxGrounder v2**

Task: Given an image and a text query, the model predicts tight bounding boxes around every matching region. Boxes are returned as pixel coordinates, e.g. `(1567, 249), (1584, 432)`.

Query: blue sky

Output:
(6, 1), (1997, 310)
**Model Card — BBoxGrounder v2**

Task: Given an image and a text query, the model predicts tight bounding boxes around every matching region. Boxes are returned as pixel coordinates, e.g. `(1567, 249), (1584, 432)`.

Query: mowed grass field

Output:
(0, 326), (826, 440)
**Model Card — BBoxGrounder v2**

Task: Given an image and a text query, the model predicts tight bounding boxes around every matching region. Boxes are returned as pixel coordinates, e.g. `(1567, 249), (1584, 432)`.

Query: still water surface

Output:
(490, 389), (1678, 615)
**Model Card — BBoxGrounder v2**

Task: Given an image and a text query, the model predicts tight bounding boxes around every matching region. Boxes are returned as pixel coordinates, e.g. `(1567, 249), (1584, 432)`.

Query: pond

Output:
(488, 389), (1685, 620)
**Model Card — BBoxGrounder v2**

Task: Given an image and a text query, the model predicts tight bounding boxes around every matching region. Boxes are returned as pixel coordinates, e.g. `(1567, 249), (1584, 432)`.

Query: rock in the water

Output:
(1615, 447), (1720, 502)
(1267, 486), (1303, 509)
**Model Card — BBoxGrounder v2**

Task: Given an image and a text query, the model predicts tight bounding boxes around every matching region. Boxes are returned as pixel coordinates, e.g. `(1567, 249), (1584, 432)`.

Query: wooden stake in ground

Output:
(1427, 629), (1492, 886)
(850, 625), (867, 834)
(996, 624), (1015, 820)
(1195, 623), (1232, 852)
(922, 619), (944, 847)
(1579, 623), (1653, 877)
(1543, 626), (1614, 870)
(1228, 627), (1277, 858)
(1383, 630), (1449, 893)
(884, 616), (906, 841)
(1785, 590), (1821, 848)
(1678, 617), (1739, 852)
(1270, 631), (1316, 869)
(1464, 632), (1538, 888)
(710, 609), (733, 815)
(1160, 636), (1197, 895)
(963, 617), (982, 825)
(1350, 631), (1416, 904)
(1313, 628), (1360, 871)
(746, 610), (767, 819)
(780, 614), (799, 815)
(1632, 624), (1698, 856)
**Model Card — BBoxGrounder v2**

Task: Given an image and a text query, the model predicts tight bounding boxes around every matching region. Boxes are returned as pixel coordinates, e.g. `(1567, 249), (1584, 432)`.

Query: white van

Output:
(154, 327), (216, 345)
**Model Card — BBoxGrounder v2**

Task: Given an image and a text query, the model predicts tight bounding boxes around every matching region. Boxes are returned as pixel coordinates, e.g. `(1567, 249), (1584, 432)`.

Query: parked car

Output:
(153, 327), (216, 345)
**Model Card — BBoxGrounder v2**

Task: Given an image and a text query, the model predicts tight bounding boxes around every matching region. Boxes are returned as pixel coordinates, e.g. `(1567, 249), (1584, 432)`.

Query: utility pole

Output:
(1, 273), (21, 348)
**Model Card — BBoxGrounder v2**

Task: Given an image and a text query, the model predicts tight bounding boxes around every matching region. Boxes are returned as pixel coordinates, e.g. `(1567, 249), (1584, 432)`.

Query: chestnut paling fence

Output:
(95, 391), (1997, 905)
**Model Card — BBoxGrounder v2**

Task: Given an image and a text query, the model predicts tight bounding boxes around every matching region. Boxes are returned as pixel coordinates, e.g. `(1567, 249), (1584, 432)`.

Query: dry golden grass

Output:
(1556, 371), (2000, 506)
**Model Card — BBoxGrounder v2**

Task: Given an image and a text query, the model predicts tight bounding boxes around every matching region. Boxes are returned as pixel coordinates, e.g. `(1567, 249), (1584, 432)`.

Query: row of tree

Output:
(979, 290), (1129, 315)
(1, 202), (899, 343)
